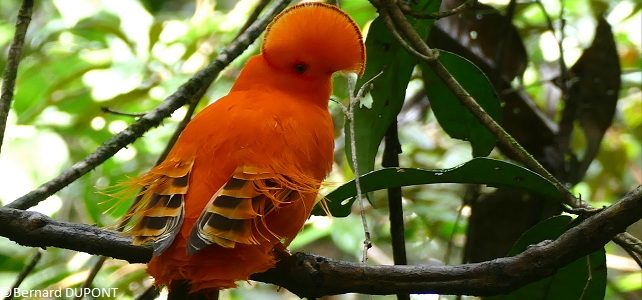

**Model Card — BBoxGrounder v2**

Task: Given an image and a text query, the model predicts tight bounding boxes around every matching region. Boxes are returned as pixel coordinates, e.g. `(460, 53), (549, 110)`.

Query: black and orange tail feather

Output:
(126, 158), (194, 256)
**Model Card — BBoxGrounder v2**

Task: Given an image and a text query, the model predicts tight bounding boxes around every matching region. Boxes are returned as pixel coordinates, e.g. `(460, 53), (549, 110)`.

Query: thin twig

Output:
(345, 70), (384, 263)
(100, 107), (146, 118)
(534, 0), (567, 87)
(445, 204), (464, 264)
(499, 78), (556, 95)
(0, 0), (34, 155)
(558, 1), (567, 87)
(379, 10), (437, 62)
(578, 255), (592, 300)
(535, 0), (573, 155)
(235, 0), (271, 39)
(5, 249), (43, 300)
(400, 0), (475, 19)
(613, 232), (642, 269)
(347, 75), (371, 263)
(4, 0), (293, 211)
(74, 256), (107, 300)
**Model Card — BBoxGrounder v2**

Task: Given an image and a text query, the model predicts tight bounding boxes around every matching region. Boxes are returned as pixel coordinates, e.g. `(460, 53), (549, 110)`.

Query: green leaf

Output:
(14, 54), (110, 123)
(314, 158), (563, 217)
(421, 51), (502, 157)
(341, 1), (377, 28)
(73, 12), (134, 51)
(345, 0), (441, 175)
(490, 215), (607, 300)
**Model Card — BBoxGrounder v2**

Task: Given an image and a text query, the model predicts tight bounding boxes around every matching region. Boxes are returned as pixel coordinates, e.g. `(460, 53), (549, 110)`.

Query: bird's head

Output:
(261, 2), (366, 79)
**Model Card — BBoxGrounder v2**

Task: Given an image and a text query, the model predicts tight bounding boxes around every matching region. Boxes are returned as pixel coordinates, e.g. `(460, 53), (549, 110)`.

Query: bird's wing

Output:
(187, 166), (316, 255)
(127, 158), (194, 256)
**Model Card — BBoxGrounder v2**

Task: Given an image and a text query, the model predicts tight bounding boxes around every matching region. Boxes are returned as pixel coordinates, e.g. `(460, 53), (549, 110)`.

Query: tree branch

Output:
(373, 0), (642, 260)
(0, 186), (639, 297)
(4, 0), (292, 210)
(0, 0), (34, 154)
(0, 207), (149, 263)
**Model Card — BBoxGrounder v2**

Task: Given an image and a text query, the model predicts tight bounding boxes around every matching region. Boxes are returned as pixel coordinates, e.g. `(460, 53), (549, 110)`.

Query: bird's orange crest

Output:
(262, 2), (366, 77)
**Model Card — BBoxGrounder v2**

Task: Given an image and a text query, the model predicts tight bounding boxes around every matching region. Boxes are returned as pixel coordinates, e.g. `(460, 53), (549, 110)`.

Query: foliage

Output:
(489, 215), (607, 300)
(0, 0), (640, 299)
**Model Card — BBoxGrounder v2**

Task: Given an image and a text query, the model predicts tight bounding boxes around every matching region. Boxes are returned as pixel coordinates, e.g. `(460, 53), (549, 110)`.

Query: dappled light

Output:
(0, 0), (640, 299)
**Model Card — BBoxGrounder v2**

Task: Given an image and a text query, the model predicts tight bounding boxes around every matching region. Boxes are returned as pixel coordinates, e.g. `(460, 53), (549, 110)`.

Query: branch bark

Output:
(3, 0), (292, 210)
(0, 186), (639, 297)
(0, 0), (34, 154)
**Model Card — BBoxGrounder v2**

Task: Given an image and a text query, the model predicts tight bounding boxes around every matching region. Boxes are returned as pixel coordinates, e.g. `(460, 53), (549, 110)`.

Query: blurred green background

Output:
(0, 0), (640, 299)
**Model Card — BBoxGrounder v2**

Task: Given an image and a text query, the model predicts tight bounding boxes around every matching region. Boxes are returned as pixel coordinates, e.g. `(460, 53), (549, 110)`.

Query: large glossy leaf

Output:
(314, 158), (562, 217)
(421, 50), (502, 157)
(436, 0), (527, 81)
(490, 216), (607, 300)
(345, 0), (441, 176)
(558, 17), (621, 183)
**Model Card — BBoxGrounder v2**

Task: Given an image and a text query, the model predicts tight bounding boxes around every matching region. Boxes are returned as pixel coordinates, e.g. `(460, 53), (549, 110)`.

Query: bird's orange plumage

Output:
(124, 2), (365, 294)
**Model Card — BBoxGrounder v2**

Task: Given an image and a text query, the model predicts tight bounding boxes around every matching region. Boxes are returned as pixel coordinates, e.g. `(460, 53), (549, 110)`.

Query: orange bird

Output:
(124, 2), (365, 295)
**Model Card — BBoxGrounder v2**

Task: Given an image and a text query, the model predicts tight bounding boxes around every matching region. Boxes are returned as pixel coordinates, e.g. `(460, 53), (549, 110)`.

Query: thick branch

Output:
(0, 0), (34, 154)
(4, 0), (292, 210)
(0, 187), (639, 297)
(0, 208), (150, 263)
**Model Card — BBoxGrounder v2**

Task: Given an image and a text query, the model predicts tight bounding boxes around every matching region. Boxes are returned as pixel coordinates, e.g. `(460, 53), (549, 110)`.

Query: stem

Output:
(382, 120), (409, 300)
(100, 107), (146, 117)
(5, 249), (42, 300)
(0, 0), (34, 155)
(535, 0), (572, 156)
(74, 256), (106, 300)
(347, 75), (372, 263)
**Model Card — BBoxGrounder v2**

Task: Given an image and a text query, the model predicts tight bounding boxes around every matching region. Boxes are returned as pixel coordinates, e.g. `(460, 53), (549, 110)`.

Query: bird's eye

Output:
(293, 62), (308, 74)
